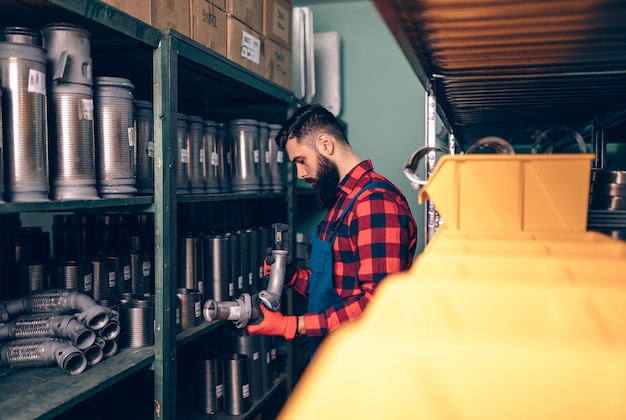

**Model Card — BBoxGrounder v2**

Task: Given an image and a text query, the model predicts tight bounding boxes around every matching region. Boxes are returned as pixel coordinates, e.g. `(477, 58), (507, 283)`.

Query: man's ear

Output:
(316, 134), (334, 156)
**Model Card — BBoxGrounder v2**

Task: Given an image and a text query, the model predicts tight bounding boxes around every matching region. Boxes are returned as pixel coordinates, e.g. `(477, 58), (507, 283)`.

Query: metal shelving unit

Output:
(373, 0), (626, 239)
(0, 1), (299, 418)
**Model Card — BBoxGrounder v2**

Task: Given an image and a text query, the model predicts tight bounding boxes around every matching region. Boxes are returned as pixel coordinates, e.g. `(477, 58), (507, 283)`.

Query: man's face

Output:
(286, 138), (340, 209)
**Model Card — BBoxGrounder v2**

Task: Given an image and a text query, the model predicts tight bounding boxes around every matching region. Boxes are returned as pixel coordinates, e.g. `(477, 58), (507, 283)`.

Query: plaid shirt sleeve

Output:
(299, 185), (417, 337)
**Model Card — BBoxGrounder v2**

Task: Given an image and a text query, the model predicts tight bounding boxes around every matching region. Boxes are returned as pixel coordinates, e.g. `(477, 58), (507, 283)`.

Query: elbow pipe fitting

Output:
(0, 313), (96, 350)
(98, 315), (121, 341)
(203, 293), (258, 328)
(259, 250), (287, 312)
(83, 337), (104, 366)
(2, 289), (112, 331)
(0, 337), (88, 375)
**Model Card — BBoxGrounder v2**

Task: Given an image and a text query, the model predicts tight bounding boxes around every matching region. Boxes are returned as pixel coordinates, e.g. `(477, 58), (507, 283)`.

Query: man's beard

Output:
(306, 154), (340, 209)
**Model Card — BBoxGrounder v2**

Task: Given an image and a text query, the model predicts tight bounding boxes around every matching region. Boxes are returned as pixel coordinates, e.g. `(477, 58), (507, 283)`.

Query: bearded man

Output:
(247, 104), (418, 356)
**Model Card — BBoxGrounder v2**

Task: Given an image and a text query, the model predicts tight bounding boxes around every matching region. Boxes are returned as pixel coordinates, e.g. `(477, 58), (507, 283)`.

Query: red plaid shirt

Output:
(288, 160), (418, 337)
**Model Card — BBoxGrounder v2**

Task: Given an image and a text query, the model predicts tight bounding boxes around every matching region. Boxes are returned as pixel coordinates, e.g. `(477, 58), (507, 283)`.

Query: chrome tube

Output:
(0, 337), (87, 375)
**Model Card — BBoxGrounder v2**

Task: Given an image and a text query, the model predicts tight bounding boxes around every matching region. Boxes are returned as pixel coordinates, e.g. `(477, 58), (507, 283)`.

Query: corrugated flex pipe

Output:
(0, 313), (96, 350)
(0, 337), (88, 375)
(0, 289), (113, 331)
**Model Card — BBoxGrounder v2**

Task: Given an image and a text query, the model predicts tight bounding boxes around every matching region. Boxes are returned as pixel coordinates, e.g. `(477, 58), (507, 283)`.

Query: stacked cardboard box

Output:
(190, 0), (227, 56)
(263, 0), (292, 89)
(101, 0), (293, 91)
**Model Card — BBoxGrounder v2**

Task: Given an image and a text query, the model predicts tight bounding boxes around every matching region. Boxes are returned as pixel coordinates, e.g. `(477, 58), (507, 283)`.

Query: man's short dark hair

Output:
(275, 104), (348, 149)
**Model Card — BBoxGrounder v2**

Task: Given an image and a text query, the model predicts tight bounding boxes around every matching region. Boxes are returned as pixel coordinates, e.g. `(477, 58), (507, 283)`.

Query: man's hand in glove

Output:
(246, 304), (298, 340)
(262, 247), (297, 282)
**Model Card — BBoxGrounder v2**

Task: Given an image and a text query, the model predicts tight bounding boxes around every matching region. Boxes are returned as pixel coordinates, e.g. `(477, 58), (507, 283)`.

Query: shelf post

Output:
(424, 85), (440, 246)
(153, 33), (179, 419)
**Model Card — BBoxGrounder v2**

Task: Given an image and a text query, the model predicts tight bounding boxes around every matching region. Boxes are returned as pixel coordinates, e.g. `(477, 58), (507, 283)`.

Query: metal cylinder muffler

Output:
(134, 100), (154, 195)
(0, 31), (49, 202)
(94, 76), (136, 198)
(0, 337), (87, 375)
(176, 113), (190, 194)
(229, 119), (261, 192)
(203, 120), (220, 193)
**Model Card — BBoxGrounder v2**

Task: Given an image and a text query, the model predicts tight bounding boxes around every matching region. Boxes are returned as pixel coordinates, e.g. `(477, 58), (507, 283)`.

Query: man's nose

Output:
(296, 166), (308, 179)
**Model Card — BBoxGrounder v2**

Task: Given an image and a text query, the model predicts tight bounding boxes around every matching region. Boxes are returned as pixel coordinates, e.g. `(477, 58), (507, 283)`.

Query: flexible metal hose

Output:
(1, 289), (113, 331)
(0, 337), (87, 375)
(0, 312), (96, 350)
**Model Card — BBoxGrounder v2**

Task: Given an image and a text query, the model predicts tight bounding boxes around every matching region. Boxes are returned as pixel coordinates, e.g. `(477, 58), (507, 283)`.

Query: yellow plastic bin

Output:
(279, 154), (626, 420)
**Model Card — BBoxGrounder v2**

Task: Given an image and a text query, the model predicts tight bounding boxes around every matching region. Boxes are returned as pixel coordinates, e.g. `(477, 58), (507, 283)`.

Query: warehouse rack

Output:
(373, 0), (626, 241)
(0, 1), (299, 419)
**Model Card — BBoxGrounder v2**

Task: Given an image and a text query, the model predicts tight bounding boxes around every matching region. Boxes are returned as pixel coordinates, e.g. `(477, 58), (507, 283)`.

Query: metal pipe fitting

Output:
(98, 311), (121, 341)
(0, 312), (96, 350)
(203, 293), (259, 328)
(258, 249), (287, 312)
(0, 337), (87, 375)
(83, 337), (104, 365)
(1, 289), (113, 330)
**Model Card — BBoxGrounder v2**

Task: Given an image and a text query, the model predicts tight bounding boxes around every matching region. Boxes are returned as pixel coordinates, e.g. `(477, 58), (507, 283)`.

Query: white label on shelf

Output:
(240, 31), (261, 64)
(242, 384), (250, 399)
(277, 150), (284, 163)
(211, 152), (219, 166)
(297, 232), (304, 242)
(147, 141), (155, 157)
(84, 273), (93, 292)
(265, 150), (270, 163)
(216, 384), (223, 398)
(142, 261), (151, 276)
(124, 265), (131, 281)
(227, 151), (232, 165)
(198, 280), (204, 295)
(254, 149), (260, 163)
(266, 351), (271, 364)
(259, 266), (263, 278)
(199, 149), (205, 163)
(248, 272), (253, 285)
(181, 148), (188, 163)
(271, 348), (277, 361)
(253, 351), (259, 361)
(176, 308), (181, 325)
(27, 69), (45, 95)
(194, 301), (201, 317)
(228, 306), (241, 321)
(128, 127), (135, 147)
(108, 271), (116, 288)
(229, 282), (234, 297)
(238, 275), (243, 290)
(81, 99), (94, 120)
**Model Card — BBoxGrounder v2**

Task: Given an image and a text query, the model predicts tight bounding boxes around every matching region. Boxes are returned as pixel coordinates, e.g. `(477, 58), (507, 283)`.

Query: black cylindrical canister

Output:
(134, 100), (154, 195)
(268, 123), (288, 192)
(203, 234), (232, 302)
(231, 329), (263, 403)
(226, 232), (241, 299)
(257, 122), (271, 191)
(130, 251), (151, 295)
(176, 113), (190, 194)
(217, 122), (231, 193)
(222, 353), (250, 416)
(198, 356), (224, 414)
(259, 335), (273, 393)
(236, 230), (252, 295)
(50, 258), (93, 298)
(89, 256), (115, 301)
(178, 235), (203, 291)
(203, 120), (220, 193)
(94, 76), (136, 198)
(187, 115), (205, 194)
(176, 288), (202, 329)
(229, 119), (261, 192)
(247, 227), (262, 294)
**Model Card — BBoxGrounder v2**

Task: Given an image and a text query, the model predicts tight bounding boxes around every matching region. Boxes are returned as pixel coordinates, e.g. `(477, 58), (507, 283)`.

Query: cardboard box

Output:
(227, 0), (263, 33)
(152, 0), (190, 36)
(265, 38), (292, 90)
(101, 0), (151, 24)
(227, 16), (264, 76)
(263, 0), (291, 49)
(191, 0), (227, 56)
(206, 0), (226, 11)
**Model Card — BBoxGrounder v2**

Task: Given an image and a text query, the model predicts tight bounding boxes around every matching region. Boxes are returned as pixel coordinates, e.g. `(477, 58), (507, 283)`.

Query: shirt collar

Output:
(338, 159), (374, 196)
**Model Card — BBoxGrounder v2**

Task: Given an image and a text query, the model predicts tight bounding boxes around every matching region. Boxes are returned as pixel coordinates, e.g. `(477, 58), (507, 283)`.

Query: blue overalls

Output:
(307, 182), (392, 356)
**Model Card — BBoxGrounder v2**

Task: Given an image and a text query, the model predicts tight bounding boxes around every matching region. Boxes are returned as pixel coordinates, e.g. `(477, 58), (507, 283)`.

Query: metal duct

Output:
(222, 353), (250, 415)
(94, 76), (136, 198)
(176, 288), (202, 329)
(176, 114), (190, 194)
(118, 297), (154, 348)
(202, 120), (220, 193)
(198, 356), (224, 415)
(229, 119), (261, 192)
(134, 100), (154, 195)
(187, 116), (205, 194)
(231, 329), (262, 403)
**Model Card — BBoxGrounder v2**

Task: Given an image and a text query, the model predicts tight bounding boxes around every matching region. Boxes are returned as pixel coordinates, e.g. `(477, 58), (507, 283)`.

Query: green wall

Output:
(298, 1), (427, 254)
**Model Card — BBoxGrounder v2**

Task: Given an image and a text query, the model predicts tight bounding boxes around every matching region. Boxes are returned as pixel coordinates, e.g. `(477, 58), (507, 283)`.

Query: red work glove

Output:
(246, 304), (298, 340)
(262, 247), (274, 277)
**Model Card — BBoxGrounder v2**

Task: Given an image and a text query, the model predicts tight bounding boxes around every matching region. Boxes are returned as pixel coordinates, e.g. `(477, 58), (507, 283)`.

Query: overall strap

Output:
(328, 182), (394, 242)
